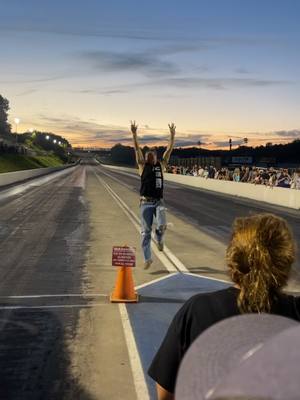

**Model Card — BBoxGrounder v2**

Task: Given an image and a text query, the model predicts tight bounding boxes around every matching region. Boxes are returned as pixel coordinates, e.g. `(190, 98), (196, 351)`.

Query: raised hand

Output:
(168, 123), (176, 136)
(130, 120), (138, 135)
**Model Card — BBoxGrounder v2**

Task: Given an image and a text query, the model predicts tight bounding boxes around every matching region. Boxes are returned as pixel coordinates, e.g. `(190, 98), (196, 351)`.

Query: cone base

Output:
(110, 293), (139, 303)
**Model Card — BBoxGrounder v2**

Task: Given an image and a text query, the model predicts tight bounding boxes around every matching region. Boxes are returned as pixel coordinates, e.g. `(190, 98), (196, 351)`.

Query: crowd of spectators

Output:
(0, 140), (27, 155)
(167, 164), (300, 189)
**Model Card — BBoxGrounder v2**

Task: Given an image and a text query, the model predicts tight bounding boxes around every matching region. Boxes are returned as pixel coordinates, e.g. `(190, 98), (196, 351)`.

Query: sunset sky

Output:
(1, 0), (299, 149)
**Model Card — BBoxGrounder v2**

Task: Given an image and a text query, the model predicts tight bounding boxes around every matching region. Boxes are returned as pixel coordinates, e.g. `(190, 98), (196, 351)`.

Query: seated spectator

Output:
(277, 168), (291, 188)
(198, 166), (204, 177)
(261, 168), (270, 185)
(290, 168), (300, 190)
(268, 167), (277, 187)
(248, 166), (257, 183)
(192, 165), (198, 176)
(240, 166), (250, 182)
(239, 165), (246, 181)
(217, 168), (227, 180)
(208, 165), (216, 179)
(232, 167), (240, 182)
(225, 168), (231, 181)
(148, 213), (300, 400)
(203, 166), (209, 178)
(253, 169), (264, 184)
(276, 168), (283, 180)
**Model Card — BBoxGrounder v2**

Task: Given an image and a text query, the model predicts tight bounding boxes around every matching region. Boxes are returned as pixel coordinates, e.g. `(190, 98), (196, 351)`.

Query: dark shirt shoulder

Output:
(148, 287), (300, 393)
(273, 292), (300, 320)
(177, 287), (240, 349)
(148, 287), (239, 393)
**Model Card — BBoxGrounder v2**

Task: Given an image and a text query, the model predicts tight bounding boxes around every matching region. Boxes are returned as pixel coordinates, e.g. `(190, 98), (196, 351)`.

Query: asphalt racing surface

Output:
(0, 167), (91, 399)
(0, 163), (299, 400)
(102, 165), (300, 285)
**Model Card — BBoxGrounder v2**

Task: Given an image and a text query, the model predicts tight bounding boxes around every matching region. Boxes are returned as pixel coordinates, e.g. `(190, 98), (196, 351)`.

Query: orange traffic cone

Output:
(110, 266), (139, 303)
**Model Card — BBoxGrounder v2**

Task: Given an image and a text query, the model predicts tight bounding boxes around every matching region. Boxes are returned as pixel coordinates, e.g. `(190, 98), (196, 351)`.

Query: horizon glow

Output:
(1, 0), (299, 149)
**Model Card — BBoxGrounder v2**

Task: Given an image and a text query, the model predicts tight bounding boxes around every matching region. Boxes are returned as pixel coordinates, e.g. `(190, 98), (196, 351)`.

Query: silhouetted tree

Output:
(0, 94), (11, 136)
(109, 140), (300, 167)
(111, 144), (135, 165)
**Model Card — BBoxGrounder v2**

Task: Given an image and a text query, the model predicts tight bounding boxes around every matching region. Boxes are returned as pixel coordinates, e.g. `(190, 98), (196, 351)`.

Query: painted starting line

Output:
(94, 168), (230, 400)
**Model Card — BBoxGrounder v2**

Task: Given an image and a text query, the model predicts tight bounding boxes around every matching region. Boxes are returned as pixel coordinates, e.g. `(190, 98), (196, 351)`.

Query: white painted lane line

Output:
(135, 273), (178, 290)
(160, 244), (189, 272)
(94, 171), (177, 273)
(119, 304), (150, 400)
(97, 168), (231, 281)
(0, 303), (107, 310)
(99, 167), (138, 189)
(97, 169), (233, 282)
(185, 272), (231, 284)
(101, 171), (189, 272)
(73, 166), (86, 188)
(0, 294), (108, 299)
(104, 168), (140, 180)
(96, 170), (188, 272)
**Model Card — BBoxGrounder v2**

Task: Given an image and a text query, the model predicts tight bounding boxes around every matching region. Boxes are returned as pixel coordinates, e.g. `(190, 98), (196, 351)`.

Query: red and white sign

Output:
(112, 246), (136, 267)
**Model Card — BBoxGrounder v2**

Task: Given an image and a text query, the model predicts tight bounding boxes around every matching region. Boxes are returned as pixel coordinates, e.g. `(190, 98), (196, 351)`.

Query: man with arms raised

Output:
(131, 121), (176, 269)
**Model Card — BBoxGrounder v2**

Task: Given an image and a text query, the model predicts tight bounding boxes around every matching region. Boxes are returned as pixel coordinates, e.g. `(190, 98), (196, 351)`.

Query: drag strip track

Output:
(98, 165), (300, 283)
(0, 166), (92, 400)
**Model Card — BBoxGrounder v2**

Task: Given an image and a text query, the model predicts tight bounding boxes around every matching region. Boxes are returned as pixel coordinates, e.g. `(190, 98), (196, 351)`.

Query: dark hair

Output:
(226, 213), (295, 313)
(145, 150), (157, 164)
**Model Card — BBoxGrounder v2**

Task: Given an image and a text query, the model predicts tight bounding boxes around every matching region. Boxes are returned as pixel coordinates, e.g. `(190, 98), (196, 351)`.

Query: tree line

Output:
(110, 140), (300, 166)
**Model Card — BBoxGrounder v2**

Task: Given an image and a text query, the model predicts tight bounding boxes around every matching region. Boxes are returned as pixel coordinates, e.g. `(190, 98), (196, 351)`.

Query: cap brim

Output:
(211, 324), (300, 400)
(175, 314), (298, 400)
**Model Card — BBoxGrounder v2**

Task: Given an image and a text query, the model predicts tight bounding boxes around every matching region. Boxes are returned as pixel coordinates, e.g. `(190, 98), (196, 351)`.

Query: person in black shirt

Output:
(131, 121), (176, 269)
(148, 213), (300, 400)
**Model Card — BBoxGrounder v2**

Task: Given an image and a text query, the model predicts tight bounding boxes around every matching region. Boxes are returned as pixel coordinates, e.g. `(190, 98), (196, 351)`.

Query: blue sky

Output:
(1, 0), (299, 148)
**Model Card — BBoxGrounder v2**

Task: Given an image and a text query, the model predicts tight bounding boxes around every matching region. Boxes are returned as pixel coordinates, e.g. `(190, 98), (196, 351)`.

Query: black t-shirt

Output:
(148, 287), (300, 393)
(140, 162), (164, 199)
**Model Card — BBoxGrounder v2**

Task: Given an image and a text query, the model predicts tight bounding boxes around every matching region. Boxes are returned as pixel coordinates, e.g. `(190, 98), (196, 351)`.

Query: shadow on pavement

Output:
(149, 269), (171, 275)
(0, 304), (96, 400)
(140, 295), (185, 304)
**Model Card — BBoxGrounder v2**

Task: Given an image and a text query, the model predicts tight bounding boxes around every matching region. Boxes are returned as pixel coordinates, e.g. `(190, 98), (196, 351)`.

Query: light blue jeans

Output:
(140, 200), (167, 262)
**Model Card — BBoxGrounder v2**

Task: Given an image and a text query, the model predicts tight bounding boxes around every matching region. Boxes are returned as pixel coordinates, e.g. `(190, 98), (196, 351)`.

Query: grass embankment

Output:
(0, 154), (64, 173)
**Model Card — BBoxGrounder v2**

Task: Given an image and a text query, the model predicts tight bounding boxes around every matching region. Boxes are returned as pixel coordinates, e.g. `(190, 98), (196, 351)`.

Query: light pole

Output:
(14, 118), (20, 145)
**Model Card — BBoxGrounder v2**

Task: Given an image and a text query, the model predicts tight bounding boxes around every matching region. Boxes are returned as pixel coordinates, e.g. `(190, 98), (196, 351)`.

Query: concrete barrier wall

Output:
(0, 164), (76, 188)
(104, 164), (300, 210)
(165, 173), (300, 209)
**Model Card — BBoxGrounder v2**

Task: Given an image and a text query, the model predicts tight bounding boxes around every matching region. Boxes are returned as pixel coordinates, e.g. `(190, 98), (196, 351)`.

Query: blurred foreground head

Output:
(227, 213), (295, 313)
(175, 314), (300, 400)
(145, 150), (157, 165)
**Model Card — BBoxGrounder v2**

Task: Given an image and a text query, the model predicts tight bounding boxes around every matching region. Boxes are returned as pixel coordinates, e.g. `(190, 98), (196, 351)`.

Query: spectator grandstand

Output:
(166, 164), (300, 190)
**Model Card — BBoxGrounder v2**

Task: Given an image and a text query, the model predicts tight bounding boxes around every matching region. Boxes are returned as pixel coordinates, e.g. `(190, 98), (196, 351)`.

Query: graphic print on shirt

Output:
(154, 165), (162, 189)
